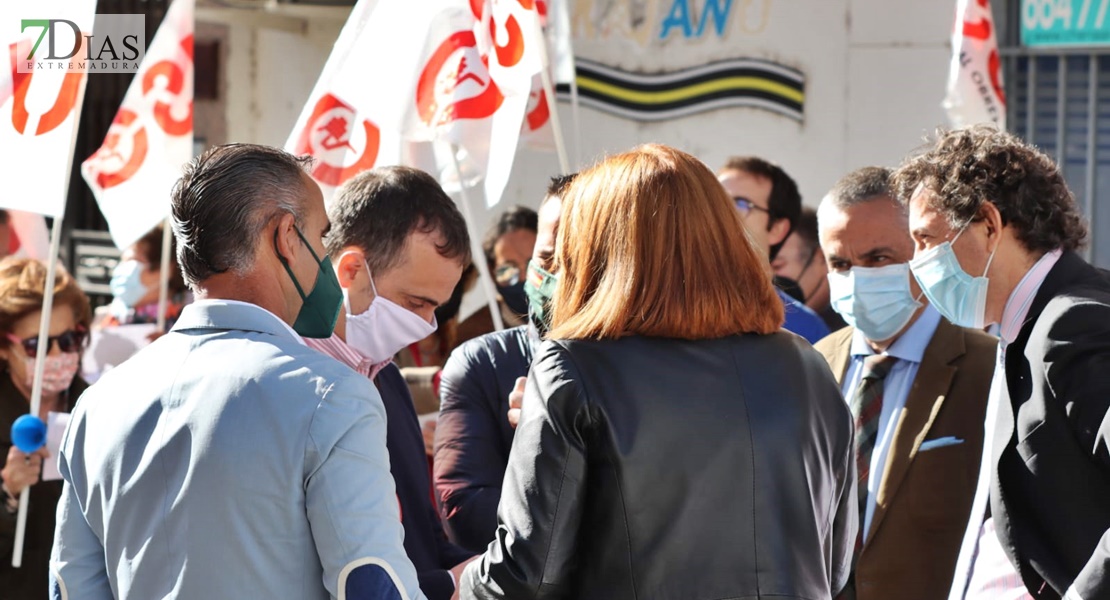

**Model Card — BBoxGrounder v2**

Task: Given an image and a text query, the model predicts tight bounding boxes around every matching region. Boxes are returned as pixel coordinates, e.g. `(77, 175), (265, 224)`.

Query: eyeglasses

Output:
(733, 197), (771, 217)
(5, 329), (87, 355)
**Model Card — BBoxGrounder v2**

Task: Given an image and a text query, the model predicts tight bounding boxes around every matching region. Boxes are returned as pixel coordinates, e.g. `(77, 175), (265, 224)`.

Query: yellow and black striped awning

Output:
(555, 57), (805, 122)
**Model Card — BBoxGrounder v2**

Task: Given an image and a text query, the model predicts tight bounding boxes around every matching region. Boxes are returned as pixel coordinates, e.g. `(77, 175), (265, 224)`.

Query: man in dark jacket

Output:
(304, 166), (475, 599)
(894, 125), (1110, 600)
(434, 174), (572, 552)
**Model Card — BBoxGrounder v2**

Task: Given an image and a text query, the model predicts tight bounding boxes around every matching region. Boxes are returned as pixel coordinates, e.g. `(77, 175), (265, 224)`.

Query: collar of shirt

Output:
(189, 299), (305, 345)
(303, 332), (390, 379)
(998, 248), (1063, 348)
(850, 304), (942, 363)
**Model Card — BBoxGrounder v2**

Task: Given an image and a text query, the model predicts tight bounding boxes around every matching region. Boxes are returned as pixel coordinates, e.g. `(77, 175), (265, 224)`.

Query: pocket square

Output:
(919, 436), (964, 452)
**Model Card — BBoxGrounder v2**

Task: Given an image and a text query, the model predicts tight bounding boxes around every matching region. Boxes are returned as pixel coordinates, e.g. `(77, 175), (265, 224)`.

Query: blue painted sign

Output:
(660, 0), (735, 40)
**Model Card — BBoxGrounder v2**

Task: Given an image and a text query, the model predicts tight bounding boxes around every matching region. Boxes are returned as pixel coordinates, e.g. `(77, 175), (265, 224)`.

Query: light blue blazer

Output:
(50, 300), (426, 600)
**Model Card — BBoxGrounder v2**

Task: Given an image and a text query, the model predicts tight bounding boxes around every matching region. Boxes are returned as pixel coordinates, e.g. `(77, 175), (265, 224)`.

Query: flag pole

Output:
(12, 216), (64, 568)
(552, 0), (582, 167)
(568, 71), (582, 168)
(156, 217), (172, 332)
(532, 16), (570, 174)
(448, 143), (505, 331)
(11, 59), (89, 568)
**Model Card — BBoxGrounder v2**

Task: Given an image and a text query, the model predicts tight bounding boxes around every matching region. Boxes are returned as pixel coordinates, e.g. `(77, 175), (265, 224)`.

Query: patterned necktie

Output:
(851, 353), (897, 546)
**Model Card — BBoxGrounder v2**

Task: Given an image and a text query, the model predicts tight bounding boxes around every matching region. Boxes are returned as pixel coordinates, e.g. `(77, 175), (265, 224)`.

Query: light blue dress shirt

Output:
(841, 305), (942, 542)
(50, 300), (426, 600)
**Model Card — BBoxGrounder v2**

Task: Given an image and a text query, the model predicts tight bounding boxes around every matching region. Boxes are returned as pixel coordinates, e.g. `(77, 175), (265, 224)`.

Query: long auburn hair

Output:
(547, 144), (784, 341)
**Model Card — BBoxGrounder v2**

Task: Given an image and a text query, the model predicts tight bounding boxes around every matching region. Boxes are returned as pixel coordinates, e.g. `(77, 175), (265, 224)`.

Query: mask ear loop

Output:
(951, 216), (999, 278)
(365, 261), (378, 299)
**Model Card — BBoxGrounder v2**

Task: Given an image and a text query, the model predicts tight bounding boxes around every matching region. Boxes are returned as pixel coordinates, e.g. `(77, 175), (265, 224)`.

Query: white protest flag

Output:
(83, 0), (193, 250)
(406, 0), (544, 207)
(521, 0), (574, 150)
(944, 0), (1006, 129)
(286, 0), (423, 200)
(5, 210), (51, 259)
(0, 0), (97, 218)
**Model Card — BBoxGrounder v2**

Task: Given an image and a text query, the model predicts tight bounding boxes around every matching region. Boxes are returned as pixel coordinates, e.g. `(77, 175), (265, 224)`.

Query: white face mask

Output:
(343, 253), (437, 364)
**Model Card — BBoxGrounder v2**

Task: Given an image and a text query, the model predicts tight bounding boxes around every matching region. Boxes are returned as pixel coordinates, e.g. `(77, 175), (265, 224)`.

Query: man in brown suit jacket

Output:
(815, 167), (996, 600)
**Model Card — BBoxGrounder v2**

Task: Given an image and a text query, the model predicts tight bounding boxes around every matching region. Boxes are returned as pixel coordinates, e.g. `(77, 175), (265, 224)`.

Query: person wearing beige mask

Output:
(0, 258), (91, 599)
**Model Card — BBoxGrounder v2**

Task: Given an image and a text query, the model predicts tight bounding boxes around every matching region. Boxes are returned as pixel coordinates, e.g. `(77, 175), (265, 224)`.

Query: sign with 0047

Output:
(1022, 0), (1110, 46)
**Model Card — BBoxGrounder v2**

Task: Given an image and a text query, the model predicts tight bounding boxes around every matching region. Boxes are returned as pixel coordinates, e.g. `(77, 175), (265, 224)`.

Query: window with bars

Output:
(998, 1), (1110, 267)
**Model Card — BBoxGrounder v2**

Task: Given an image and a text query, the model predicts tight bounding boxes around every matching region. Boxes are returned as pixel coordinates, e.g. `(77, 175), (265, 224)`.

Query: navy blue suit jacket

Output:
(375, 364), (473, 599)
(433, 326), (534, 553)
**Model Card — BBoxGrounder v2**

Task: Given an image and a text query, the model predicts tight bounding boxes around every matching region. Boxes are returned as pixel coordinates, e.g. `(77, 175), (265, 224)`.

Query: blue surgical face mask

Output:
(908, 225), (996, 329)
(110, 259), (149, 308)
(828, 263), (923, 342)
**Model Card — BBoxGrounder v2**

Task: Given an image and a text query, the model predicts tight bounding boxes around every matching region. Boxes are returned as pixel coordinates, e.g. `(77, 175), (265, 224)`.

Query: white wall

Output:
(210, 0), (954, 222)
(218, 10), (345, 148)
(507, 0), (953, 216)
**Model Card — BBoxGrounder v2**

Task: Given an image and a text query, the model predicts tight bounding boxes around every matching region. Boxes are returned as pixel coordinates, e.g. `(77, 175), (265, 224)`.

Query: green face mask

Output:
(275, 225), (343, 339)
(524, 259), (558, 336)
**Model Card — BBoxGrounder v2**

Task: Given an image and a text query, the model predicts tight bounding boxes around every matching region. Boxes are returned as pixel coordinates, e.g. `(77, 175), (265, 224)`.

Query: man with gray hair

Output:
(50, 144), (425, 600)
(814, 166), (995, 600)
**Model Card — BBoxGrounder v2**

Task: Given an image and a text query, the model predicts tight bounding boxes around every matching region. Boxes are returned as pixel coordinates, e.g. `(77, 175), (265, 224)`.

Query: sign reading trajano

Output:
(1022, 0), (1110, 46)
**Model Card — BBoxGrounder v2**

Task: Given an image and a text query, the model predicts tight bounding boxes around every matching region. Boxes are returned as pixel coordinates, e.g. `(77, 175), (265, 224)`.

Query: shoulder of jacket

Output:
(813, 326), (852, 357)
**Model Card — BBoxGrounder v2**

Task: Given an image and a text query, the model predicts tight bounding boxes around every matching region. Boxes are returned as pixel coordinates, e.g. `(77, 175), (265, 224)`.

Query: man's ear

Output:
(979, 201), (1004, 242)
(335, 250), (364, 289)
(768, 217), (792, 247)
(273, 212), (299, 266)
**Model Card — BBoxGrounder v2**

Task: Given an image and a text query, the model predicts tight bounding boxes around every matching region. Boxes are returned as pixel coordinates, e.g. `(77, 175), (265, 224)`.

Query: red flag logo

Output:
(86, 109), (148, 190)
(8, 40), (83, 136)
(294, 92), (381, 187)
(141, 34), (194, 137)
(416, 30), (505, 128)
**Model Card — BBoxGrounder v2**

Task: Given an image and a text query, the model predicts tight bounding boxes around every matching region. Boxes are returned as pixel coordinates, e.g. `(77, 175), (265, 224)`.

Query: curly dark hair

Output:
(891, 125), (1087, 253)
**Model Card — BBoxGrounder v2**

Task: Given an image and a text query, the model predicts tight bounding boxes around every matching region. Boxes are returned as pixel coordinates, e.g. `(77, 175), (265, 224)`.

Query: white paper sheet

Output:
(43, 411), (70, 481)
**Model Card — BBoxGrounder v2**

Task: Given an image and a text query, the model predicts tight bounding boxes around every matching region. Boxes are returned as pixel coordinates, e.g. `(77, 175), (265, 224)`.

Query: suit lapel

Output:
(823, 327), (854, 381)
(865, 318), (965, 544)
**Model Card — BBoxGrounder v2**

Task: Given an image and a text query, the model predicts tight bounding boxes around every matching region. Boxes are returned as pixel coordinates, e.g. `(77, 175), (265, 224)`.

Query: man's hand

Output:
(449, 555), (480, 600)
(507, 377), (526, 429)
(2, 445), (48, 497)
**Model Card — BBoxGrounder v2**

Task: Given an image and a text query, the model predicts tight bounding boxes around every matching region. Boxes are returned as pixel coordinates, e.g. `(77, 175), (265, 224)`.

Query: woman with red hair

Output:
(461, 144), (856, 600)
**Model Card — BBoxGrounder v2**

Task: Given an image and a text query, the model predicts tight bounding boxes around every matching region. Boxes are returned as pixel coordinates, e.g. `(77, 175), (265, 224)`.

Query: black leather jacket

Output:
(461, 332), (857, 600)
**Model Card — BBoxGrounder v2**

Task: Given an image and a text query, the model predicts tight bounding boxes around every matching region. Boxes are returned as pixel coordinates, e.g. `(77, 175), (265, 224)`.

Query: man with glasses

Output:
(893, 126), (1110, 600)
(718, 156), (829, 343)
